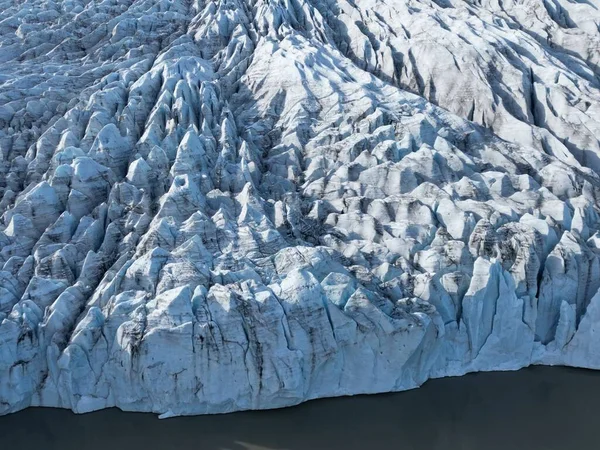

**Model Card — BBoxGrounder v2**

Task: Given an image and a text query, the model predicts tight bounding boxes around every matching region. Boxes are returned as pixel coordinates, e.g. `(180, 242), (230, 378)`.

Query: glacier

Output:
(0, 0), (600, 417)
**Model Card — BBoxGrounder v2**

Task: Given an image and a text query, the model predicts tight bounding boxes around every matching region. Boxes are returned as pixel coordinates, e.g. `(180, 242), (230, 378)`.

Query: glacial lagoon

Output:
(0, 366), (596, 450)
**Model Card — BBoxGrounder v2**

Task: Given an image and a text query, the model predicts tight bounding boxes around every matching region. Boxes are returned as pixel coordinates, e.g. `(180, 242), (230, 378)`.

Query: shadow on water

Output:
(1, 366), (599, 450)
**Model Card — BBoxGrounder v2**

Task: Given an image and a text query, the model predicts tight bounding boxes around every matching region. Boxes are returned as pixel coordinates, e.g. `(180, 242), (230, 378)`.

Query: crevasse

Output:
(1, 0), (600, 417)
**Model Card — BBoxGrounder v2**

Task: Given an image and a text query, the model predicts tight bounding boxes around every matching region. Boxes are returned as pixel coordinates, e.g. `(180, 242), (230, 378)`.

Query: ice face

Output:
(1, 0), (600, 416)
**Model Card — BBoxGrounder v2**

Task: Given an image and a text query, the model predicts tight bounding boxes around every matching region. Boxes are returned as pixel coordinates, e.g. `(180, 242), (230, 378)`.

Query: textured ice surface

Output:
(1, 0), (600, 416)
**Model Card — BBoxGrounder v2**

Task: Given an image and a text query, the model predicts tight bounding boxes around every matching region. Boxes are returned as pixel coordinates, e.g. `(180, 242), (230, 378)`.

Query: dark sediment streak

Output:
(1, 366), (597, 450)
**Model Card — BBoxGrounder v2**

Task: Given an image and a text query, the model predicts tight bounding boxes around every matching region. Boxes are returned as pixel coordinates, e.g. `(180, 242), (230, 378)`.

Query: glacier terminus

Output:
(0, 0), (600, 417)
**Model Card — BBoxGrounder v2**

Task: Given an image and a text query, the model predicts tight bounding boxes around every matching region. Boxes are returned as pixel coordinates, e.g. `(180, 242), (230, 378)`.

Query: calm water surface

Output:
(1, 366), (597, 450)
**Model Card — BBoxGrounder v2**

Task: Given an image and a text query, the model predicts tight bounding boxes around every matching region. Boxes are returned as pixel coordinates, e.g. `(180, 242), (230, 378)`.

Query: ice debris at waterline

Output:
(1, 0), (600, 417)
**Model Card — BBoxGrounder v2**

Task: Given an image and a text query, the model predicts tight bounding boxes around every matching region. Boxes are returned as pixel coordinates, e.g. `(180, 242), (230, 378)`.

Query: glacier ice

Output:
(1, 0), (600, 416)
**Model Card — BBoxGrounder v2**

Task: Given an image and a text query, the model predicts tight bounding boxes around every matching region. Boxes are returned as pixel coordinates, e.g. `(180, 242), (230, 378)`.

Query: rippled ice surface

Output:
(0, 366), (597, 450)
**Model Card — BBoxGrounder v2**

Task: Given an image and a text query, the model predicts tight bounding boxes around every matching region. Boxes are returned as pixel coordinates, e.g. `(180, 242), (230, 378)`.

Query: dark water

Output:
(1, 366), (598, 450)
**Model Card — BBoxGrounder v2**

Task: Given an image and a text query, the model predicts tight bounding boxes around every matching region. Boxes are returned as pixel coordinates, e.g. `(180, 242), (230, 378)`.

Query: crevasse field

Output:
(1, 0), (600, 417)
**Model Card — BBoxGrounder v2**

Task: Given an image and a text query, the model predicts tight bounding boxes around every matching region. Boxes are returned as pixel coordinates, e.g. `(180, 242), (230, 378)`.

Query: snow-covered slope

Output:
(1, 0), (600, 416)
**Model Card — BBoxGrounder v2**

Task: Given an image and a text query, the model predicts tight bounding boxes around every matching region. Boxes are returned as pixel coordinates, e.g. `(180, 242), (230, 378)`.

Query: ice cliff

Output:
(1, 0), (600, 416)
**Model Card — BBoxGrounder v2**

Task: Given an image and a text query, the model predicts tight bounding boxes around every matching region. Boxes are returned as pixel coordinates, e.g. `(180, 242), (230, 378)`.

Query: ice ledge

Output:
(4, 272), (600, 418)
